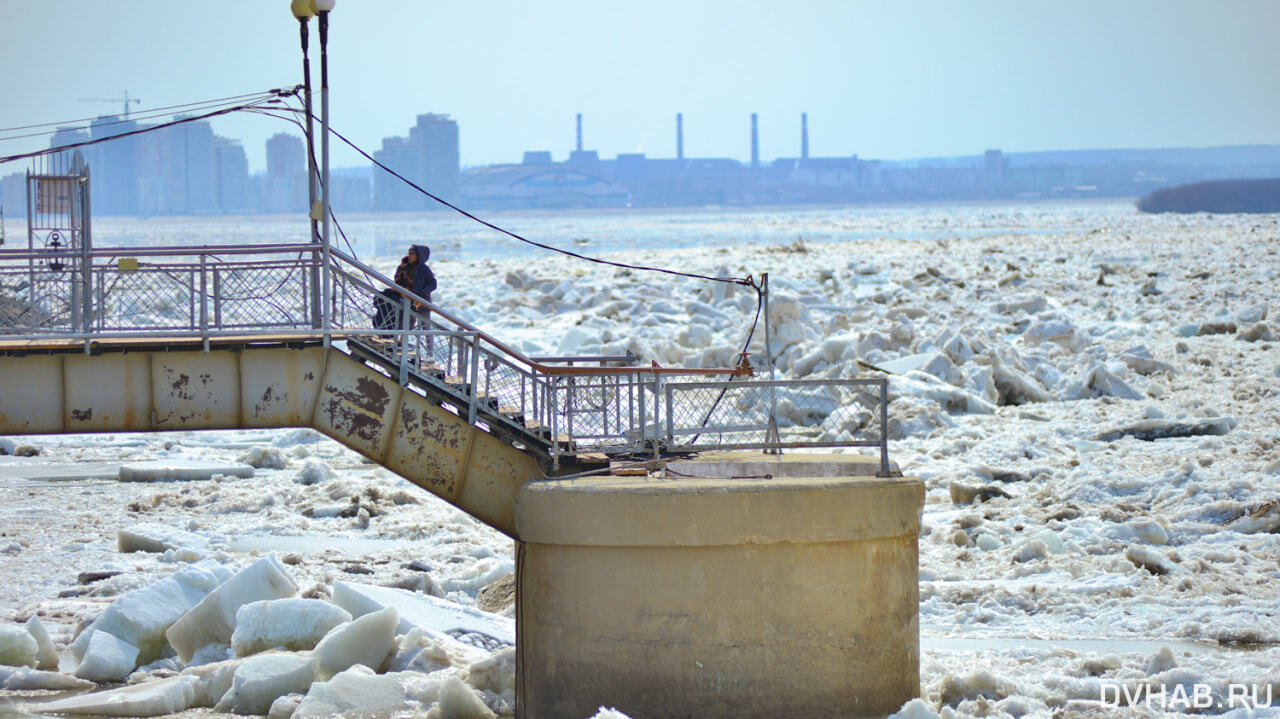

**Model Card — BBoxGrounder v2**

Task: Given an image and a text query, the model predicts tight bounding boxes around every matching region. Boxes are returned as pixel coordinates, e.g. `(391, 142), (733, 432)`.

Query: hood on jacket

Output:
(408, 244), (436, 299)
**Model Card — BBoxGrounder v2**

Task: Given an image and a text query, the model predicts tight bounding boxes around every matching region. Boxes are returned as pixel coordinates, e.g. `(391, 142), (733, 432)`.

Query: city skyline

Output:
(8, 104), (1280, 218)
(2, 1), (1279, 175)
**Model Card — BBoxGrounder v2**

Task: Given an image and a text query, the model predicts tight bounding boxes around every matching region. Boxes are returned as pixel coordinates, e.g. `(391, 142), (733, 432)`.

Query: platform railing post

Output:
(653, 374), (663, 458)
(763, 273), (782, 454)
(212, 266), (222, 329)
(398, 296), (410, 385)
(665, 382), (674, 449)
(198, 254), (208, 341)
(468, 332), (481, 426)
(565, 376), (575, 448)
(879, 377), (891, 476)
(550, 379), (561, 470)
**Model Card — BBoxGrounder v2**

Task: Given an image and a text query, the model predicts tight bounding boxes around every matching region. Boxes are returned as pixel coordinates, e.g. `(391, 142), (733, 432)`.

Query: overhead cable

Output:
(0, 87), (301, 166)
(299, 113), (754, 287)
(0, 89), (292, 135)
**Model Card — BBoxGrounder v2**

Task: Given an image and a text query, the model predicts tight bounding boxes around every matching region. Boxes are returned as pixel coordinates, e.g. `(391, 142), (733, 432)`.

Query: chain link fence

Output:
(664, 377), (890, 472)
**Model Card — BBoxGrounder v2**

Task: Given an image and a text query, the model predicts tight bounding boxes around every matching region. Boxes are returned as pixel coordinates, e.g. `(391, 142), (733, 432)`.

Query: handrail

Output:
(531, 352), (637, 364)
(328, 248), (748, 379)
(0, 244), (747, 378)
(0, 243), (320, 260)
(1, 244), (888, 466)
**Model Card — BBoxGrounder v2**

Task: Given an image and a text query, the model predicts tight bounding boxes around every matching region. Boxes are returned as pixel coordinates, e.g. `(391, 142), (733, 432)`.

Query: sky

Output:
(2, 0), (1279, 174)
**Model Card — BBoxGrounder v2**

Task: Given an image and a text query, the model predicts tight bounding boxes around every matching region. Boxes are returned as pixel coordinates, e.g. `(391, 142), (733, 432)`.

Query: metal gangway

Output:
(0, 221), (892, 534)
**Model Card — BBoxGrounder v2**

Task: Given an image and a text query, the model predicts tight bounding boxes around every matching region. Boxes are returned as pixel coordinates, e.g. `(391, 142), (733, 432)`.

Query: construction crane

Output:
(77, 91), (141, 119)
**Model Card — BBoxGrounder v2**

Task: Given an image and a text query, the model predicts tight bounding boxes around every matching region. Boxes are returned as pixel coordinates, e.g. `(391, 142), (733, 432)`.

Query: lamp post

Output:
(313, 0), (335, 344)
(290, 0), (322, 329)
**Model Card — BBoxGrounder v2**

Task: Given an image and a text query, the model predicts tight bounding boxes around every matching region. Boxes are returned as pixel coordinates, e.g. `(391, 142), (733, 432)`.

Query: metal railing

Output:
(0, 243), (893, 472)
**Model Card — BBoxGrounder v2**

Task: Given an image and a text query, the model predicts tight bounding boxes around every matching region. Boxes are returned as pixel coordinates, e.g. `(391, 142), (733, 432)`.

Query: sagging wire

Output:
(0, 93), (288, 145)
(247, 103), (376, 294)
(266, 103), (753, 288)
(0, 87), (302, 166)
(267, 105), (774, 402)
(686, 275), (765, 446)
(0, 89), (292, 135)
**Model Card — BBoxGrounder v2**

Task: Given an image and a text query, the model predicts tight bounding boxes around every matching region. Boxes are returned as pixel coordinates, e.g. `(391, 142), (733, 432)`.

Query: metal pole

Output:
(199, 254), (208, 338)
(213, 268), (222, 329)
(879, 378), (891, 476)
(468, 333), (480, 426)
(79, 173), (92, 334)
(398, 295), (410, 385)
(665, 382), (674, 449)
(25, 169), (35, 325)
(318, 9), (333, 347)
(550, 379), (560, 471)
(636, 373), (646, 455)
(651, 374), (661, 459)
(763, 272), (781, 453)
(298, 16), (322, 330)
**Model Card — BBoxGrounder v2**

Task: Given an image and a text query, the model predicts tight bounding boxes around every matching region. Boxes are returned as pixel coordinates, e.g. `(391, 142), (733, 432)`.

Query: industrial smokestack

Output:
(576, 113), (583, 152)
(677, 112), (684, 160)
(801, 112), (809, 160)
(750, 113), (759, 169)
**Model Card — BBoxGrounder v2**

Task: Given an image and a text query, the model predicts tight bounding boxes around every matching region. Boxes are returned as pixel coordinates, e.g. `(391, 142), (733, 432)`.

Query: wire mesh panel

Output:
(548, 373), (651, 453)
(664, 378), (890, 468)
(0, 261), (71, 332)
(209, 259), (313, 330)
(2, 243), (895, 473)
(93, 263), (197, 331)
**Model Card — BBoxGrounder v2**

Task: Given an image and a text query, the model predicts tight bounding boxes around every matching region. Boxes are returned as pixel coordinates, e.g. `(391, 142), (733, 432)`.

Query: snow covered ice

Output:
(3, 201), (1280, 717)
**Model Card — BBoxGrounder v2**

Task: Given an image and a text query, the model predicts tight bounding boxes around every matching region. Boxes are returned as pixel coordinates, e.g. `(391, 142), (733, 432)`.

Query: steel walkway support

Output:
(0, 341), (543, 537)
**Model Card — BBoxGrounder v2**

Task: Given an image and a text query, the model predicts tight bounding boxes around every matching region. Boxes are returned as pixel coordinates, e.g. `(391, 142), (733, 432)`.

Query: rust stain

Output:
(389, 403), (469, 500)
(168, 371), (194, 401)
(321, 380), (389, 444)
(399, 406), (420, 435)
(411, 456), (457, 497)
(421, 410), (460, 449)
(253, 385), (278, 416)
(354, 377), (391, 415)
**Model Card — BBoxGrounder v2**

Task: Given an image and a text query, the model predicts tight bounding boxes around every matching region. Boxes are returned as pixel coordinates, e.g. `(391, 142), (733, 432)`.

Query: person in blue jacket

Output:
(404, 244), (437, 305)
(375, 244), (437, 336)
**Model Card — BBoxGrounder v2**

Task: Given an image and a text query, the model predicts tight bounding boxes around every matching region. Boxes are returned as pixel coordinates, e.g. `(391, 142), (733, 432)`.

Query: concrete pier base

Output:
(514, 453), (923, 719)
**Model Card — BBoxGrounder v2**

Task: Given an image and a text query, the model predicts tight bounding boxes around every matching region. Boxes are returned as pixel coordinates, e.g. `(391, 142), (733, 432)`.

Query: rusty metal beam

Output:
(0, 344), (543, 538)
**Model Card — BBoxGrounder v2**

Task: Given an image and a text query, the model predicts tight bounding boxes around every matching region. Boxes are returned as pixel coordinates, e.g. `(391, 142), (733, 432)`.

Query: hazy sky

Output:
(2, 0), (1278, 174)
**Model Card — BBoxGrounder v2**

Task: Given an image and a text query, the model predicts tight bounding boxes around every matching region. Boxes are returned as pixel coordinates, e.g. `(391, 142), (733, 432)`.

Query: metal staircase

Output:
(0, 238), (894, 495)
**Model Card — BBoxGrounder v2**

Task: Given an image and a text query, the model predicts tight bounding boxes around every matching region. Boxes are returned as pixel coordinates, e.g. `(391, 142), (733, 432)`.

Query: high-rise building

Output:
(88, 115), (141, 215)
(373, 113), (459, 210)
(983, 149), (1008, 191)
(50, 127), (88, 149)
(214, 138), (250, 213)
(264, 133), (307, 213)
(160, 116), (216, 214)
(266, 133), (306, 180)
(1, 173), (25, 219)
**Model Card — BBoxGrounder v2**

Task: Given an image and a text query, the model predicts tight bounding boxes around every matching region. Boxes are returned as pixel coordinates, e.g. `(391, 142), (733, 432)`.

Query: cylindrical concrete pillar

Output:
(515, 454), (923, 719)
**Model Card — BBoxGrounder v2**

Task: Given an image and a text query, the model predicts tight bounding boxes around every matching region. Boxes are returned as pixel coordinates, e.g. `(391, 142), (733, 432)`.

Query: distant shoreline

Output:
(1138, 179), (1280, 213)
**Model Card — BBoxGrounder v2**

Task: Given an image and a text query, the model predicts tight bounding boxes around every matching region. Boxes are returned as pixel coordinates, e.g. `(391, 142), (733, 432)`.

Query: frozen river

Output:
(3, 199), (1280, 717)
